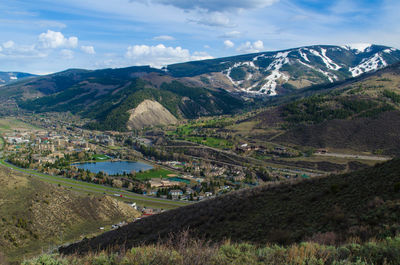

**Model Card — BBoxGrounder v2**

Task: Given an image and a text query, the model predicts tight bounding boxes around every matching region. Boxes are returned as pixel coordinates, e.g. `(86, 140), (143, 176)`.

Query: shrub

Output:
(23, 236), (400, 265)
(22, 254), (67, 265)
(394, 182), (400, 192)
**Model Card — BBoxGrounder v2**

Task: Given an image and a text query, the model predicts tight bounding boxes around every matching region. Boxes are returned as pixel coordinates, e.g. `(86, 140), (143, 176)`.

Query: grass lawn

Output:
(0, 118), (40, 133)
(167, 124), (196, 136)
(91, 154), (110, 161)
(108, 146), (122, 150)
(185, 136), (233, 149)
(0, 135), (4, 149)
(134, 168), (174, 180)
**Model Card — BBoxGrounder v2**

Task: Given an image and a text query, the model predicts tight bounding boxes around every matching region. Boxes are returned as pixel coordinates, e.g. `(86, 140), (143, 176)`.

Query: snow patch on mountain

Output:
(252, 54), (266, 62)
(349, 53), (387, 77)
(384, 48), (398, 54)
(320, 48), (341, 70)
(297, 60), (338, 82)
(225, 61), (258, 86)
(342, 43), (372, 53)
(309, 48), (341, 70)
(258, 51), (290, 95)
(299, 49), (310, 62)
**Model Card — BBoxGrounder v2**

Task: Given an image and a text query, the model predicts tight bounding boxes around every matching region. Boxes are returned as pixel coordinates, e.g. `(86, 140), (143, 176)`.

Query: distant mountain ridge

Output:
(166, 44), (400, 95)
(0, 71), (36, 86)
(2, 44), (400, 131)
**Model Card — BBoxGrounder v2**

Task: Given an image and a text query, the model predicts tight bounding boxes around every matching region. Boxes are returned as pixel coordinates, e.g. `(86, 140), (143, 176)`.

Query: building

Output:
(169, 190), (183, 196)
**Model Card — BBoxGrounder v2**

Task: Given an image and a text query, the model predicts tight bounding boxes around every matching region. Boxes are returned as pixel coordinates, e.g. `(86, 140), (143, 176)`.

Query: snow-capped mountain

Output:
(166, 44), (400, 96)
(0, 71), (36, 86)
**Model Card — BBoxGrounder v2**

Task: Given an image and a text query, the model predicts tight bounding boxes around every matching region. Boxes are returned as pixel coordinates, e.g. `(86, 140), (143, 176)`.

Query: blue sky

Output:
(0, 0), (399, 74)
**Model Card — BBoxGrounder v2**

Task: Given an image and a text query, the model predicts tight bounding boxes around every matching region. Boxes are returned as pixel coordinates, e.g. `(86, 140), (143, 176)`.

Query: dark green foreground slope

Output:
(60, 158), (400, 255)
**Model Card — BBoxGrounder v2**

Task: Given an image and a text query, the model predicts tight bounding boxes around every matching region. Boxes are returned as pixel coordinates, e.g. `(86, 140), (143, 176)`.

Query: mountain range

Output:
(1, 44), (400, 131)
(166, 43), (400, 95)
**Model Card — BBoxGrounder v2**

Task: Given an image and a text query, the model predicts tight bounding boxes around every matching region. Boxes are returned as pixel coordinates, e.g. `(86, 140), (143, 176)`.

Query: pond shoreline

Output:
(72, 160), (154, 175)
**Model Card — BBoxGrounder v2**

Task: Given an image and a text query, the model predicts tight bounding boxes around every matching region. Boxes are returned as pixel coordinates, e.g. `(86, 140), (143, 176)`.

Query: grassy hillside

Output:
(0, 165), (140, 263)
(60, 158), (400, 255)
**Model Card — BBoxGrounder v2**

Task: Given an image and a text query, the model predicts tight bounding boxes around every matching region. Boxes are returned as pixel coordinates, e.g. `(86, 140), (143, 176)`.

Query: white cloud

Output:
(237, 40), (264, 53)
(81, 45), (96, 54)
(224, 40), (234, 48)
(130, 0), (279, 12)
(3, 40), (15, 49)
(253, 40), (264, 50)
(0, 41), (47, 59)
(153, 35), (175, 41)
(219, 30), (241, 38)
(60, 49), (74, 59)
(191, 51), (213, 61)
(191, 12), (235, 27)
(38, 30), (78, 49)
(125, 43), (212, 68)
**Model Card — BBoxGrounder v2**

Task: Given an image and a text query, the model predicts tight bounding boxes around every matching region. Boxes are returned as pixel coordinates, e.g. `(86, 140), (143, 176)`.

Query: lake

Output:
(73, 161), (153, 175)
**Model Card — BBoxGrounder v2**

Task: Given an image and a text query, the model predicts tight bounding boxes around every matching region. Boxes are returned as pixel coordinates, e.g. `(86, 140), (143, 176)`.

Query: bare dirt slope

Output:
(127, 99), (178, 129)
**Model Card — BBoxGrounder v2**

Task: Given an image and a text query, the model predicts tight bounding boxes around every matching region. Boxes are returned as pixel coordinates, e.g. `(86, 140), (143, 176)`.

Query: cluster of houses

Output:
(3, 127), (122, 164)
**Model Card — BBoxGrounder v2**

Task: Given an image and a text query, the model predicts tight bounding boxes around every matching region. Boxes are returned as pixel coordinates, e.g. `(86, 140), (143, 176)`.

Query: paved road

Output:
(315, 152), (391, 161)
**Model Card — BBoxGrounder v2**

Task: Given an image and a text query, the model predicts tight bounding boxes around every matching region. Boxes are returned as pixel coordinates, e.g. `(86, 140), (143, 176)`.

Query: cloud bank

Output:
(81, 45), (96, 54)
(132, 0), (279, 12)
(237, 40), (264, 53)
(125, 44), (212, 68)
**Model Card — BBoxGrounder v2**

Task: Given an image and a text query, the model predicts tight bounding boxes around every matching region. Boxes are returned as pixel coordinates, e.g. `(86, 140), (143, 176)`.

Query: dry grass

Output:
(23, 233), (400, 265)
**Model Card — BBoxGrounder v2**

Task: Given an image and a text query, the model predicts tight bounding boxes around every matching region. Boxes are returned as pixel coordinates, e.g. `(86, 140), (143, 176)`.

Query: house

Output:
(185, 188), (194, 194)
(169, 190), (183, 196)
(204, 191), (213, 197)
(142, 208), (154, 217)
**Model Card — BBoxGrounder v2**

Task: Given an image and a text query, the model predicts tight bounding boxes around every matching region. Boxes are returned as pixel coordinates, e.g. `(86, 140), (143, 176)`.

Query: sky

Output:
(0, 0), (399, 74)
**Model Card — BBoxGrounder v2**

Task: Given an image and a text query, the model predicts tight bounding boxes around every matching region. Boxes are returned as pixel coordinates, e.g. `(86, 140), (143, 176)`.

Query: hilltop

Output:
(60, 158), (400, 255)
(0, 71), (36, 86)
(0, 165), (140, 263)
